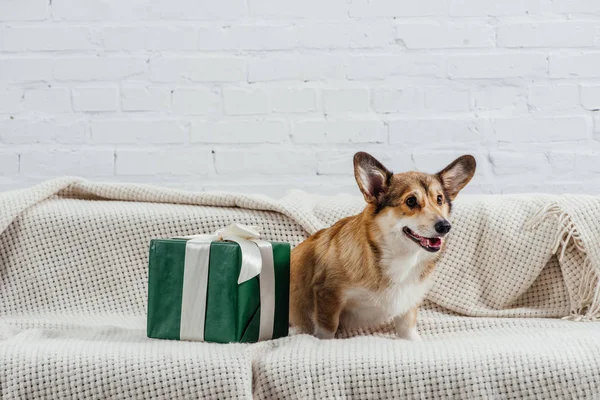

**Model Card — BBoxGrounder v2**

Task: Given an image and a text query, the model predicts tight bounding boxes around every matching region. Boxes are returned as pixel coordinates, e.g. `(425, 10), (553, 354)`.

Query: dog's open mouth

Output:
(402, 227), (442, 253)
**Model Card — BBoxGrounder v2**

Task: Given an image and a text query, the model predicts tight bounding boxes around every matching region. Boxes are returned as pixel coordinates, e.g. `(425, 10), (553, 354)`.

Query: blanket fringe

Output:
(529, 202), (600, 322)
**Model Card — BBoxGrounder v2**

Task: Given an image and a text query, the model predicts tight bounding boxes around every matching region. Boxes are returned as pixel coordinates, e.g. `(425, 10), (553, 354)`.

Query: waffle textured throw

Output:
(0, 178), (599, 399)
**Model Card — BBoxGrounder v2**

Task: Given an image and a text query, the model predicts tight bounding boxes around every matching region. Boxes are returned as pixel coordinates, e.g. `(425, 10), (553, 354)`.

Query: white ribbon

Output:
(175, 223), (276, 342)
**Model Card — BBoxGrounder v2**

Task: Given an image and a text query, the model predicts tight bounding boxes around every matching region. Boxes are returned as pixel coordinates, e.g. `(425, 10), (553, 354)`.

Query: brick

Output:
(350, 0), (447, 17)
(292, 119), (386, 143)
(72, 87), (119, 112)
(53, 57), (146, 81)
(346, 55), (444, 80)
(150, 57), (245, 83)
(116, 149), (212, 176)
(271, 88), (317, 113)
(581, 85), (600, 110)
(91, 120), (188, 144)
(223, 87), (270, 115)
(23, 88), (71, 113)
(547, 152), (576, 174)
(424, 87), (471, 112)
(492, 117), (589, 142)
(412, 151), (485, 178)
(473, 87), (524, 111)
(51, 0), (149, 21)
(395, 22), (494, 49)
(0, 89), (23, 114)
(528, 85), (581, 114)
(0, 58), (53, 82)
(0, 27), (94, 51)
(248, 55), (344, 82)
(389, 119), (483, 144)
(0, 0), (47, 21)
(297, 23), (393, 49)
(449, 0), (541, 16)
(172, 88), (221, 116)
(0, 151), (19, 176)
(550, 53), (600, 78)
(498, 22), (599, 48)
(490, 152), (548, 175)
(323, 88), (370, 113)
(317, 150), (413, 175)
(147, 0), (246, 20)
(97, 26), (198, 51)
(447, 54), (548, 79)
(121, 86), (170, 111)
(198, 25), (298, 51)
(371, 88), (423, 113)
(191, 120), (287, 143)
(0, 119), (86, 144)
(215, 149), (316, 175)
(20, 149), (114, 176)
(249, 0), (347, 18)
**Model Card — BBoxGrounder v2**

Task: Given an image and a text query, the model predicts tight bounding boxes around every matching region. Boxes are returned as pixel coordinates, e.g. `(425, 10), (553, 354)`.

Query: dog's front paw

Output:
(397, 328), (422, 341)
(313, 325), (336, 340)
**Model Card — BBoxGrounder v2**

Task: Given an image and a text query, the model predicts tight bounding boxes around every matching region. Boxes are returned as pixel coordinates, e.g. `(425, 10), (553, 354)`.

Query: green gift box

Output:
(147, 224), (290, 344)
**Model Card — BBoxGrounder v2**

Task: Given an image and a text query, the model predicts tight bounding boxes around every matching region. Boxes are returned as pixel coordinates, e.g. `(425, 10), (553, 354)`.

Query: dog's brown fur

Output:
(290, 152), (476, 339)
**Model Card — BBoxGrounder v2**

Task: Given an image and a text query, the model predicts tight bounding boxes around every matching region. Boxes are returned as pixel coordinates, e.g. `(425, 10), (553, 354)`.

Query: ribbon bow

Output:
(174, 223), (275, 342)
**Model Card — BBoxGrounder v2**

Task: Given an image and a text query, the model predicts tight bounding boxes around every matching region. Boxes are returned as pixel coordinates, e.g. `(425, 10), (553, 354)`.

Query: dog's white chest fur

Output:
(340, 253), (433, 330)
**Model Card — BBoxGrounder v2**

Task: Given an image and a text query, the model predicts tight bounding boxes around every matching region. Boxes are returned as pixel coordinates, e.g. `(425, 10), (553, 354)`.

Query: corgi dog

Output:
(290, 152), (476, 340)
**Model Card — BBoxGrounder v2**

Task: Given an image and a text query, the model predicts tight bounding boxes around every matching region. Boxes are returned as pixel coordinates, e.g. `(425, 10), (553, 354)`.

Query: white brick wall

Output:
(1, 0), (600, 197)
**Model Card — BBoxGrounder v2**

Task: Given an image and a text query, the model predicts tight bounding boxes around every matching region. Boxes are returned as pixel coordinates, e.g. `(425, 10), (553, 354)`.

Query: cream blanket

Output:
(1, 178), (599, 399)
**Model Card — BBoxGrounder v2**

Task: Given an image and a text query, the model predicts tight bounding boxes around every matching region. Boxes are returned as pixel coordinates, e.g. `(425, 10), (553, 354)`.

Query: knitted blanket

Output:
(1, 178), (599, 399)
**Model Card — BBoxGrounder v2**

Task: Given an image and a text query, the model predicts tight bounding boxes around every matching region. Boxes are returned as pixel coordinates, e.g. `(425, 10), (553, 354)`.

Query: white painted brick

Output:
(347, 55), (444, 80)
(547, 152), (576, 174)
(23, 88), (71, 113)
(297, 23), (393, 49)
(20, 149), (114, 176)
(53, 57), (147, 81)
(223, 87), (270, 115)
(498, 22), (599, 48)
(72, 87), (119, 112)
(448, 54), (548, 79)
(150, 57), (245, 83)
(116, 149), (212, 176)
(350, 0), (447, 17)
(490, 152), (548, 175)
(371, 88), (423, 113)
(323, 88), (370, 113)
(147, 0), (246, 20)
(389, 118), (483, 144)
(191, 120), (287, 143)
(395, 22), (494, 49)
(424, 87), (470, 112)
(172, 88), (221, 116)
(550, 53), (600, 78)
(91, 120), (188, 144)
(215, 149), (316, 175)
(292, 119), (386, 144)
(0, 27), (94, 51)
(249, 0), (347, 18)
(581, 85), (600, 111)
(412, 151), (485, 178)
(449, 0), (541, 16)
(473, 86), (523, 111)
(0, 119), (86, 144)
(544, 1), (600, 14)
(0, 58), (53, 82)
(0, 0), (47, 21)
(493, 117), (589, 142)
(0, 151), (19, 175)
(248, 55), (344, 82)
(317, 150), (413, 175)
(0, 89), (23, 114)
(121, 86), (170, 112)
(528, 85), (581, 114)
(574, 153), (600, 173)
(198, 25), (297, 51)
(98, 27), (198, 51)
(271, 88), (317, 113)
(51, 0), (149, 21)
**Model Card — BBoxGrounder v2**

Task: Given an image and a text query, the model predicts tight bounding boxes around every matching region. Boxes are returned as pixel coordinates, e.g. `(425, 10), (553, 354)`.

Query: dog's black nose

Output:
(435, 220), (451, 235)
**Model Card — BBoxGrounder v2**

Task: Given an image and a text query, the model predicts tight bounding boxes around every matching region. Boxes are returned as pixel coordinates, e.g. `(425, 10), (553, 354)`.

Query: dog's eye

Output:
(406, 196), (417, 208)
(437, 195), (443, 205)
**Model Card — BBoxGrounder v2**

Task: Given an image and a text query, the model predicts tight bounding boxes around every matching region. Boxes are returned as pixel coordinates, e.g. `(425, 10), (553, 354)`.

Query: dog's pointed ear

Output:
(437, 155), (476, 200)
(353, 152), (393, 204)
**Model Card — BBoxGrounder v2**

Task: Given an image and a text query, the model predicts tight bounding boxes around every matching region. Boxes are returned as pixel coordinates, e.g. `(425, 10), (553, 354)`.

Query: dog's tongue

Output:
(421, 237), (442, 249)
